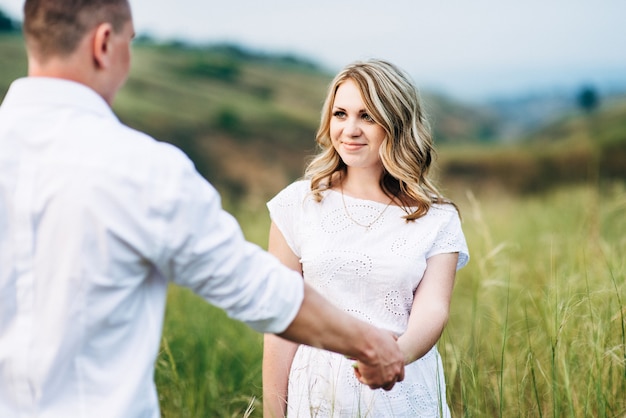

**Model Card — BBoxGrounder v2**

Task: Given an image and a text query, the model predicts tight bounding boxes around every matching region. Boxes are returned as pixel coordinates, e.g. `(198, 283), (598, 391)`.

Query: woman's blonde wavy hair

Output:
(305, 59), (454, 221)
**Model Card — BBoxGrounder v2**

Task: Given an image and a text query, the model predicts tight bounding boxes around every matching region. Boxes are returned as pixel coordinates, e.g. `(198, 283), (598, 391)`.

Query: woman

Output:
(263, 59), (469, 417)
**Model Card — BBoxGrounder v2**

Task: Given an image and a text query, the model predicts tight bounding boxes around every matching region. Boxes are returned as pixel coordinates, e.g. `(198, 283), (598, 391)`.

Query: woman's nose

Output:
(344, 118), (362, 137)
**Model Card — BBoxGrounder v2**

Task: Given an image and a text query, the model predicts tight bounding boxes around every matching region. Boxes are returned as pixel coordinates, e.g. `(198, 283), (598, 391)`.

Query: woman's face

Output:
(330, 79), (387, 173)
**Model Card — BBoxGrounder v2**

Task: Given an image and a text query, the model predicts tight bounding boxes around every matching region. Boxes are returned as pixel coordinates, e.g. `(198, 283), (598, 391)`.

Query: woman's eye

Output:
(361, 113), (374, 122)
(333, 111), (346, 118)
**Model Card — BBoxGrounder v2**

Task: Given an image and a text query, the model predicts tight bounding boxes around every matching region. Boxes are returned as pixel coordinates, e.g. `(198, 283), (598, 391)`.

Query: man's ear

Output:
(92, 22), (113, 69)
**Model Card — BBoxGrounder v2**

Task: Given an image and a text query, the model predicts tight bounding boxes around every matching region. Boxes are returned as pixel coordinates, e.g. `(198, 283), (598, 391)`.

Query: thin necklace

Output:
(340, 185), (394, 230)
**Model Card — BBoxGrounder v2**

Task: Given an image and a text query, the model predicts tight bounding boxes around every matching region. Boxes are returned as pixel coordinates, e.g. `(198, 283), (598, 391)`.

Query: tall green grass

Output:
(441, 182), (626, 417)
(156, 182), (625, 417)
(156, 286), (263, 418)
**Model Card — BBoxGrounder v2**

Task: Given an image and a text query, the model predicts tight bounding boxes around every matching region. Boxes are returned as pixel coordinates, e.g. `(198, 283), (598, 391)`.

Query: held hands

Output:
(351, 330), (405, 391)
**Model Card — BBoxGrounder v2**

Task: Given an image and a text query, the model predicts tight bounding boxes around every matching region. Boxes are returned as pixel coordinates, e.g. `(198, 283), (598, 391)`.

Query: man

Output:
(0, 1), (404, 417)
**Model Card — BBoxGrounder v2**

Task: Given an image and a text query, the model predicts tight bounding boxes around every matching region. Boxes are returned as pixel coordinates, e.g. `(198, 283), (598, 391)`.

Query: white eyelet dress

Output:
(267, 180), (469, 418)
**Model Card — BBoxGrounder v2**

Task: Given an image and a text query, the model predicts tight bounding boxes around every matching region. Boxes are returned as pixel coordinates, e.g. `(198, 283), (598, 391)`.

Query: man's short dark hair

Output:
(24, 0), (131, 61)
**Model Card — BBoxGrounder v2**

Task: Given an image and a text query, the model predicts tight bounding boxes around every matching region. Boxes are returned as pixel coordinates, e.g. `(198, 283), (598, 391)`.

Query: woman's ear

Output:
(92, 22), (114, 69)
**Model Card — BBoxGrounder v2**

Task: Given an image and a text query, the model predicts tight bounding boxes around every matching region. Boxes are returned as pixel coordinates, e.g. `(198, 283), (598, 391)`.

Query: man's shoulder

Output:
(75, 117), (195, 185)
(113, 123), (186, 160)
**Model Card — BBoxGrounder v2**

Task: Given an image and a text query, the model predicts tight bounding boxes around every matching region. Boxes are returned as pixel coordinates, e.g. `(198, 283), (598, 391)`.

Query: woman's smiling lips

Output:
(341, 141), (366, 151)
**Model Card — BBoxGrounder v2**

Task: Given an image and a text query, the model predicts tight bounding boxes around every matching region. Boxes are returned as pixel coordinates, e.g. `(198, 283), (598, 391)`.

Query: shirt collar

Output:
(2, 77), (118, 121)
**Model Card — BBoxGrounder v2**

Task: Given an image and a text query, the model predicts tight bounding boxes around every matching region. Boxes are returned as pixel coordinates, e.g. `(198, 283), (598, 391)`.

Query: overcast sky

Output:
(1, 0), (624, 101)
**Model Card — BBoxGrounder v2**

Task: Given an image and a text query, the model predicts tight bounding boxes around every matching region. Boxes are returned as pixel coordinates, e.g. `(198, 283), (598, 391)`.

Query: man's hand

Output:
(352, 330), (405, 390)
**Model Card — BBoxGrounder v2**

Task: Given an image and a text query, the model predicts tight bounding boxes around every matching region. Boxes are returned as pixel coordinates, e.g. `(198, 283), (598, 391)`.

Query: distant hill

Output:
(439, 97), (626, 194)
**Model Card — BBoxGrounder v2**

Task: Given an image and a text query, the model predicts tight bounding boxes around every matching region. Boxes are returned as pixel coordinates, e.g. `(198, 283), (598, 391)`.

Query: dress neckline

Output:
(326, 188), (398, 207)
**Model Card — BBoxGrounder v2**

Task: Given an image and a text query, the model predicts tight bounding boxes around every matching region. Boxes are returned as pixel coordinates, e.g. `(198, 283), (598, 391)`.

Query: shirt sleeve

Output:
(426, 207), (470, 270)
(266, 181), (305, 258)
(152, 149), (304, 334)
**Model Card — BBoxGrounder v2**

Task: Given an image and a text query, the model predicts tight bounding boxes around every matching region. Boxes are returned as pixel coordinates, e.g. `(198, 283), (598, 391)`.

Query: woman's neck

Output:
(336, 168), (390, 203)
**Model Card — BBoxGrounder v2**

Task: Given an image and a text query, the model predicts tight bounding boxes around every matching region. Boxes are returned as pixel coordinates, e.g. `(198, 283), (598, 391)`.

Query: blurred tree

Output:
(215, 107), (241, 132)
(577, 85), (599, 114)
(0, 9), (18, 32)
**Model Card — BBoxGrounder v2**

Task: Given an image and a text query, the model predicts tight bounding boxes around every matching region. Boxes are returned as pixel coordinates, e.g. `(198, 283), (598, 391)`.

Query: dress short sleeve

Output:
(426, 206), (470, 270)
(267, 180), (308, 258)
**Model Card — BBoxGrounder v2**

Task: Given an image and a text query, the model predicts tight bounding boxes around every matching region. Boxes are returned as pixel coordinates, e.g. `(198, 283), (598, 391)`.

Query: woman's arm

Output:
(262, 222), (302, 418)
(263, 334), (298, 418)
(397, 252), (459, 364)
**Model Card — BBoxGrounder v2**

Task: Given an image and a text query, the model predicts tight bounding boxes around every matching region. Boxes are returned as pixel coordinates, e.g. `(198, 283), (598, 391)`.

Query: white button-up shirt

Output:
(0, 77), (304, 417)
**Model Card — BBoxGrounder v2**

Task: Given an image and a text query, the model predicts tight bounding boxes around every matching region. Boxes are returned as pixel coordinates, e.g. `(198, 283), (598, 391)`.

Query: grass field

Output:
(156, 181), (626, 417)
(442, 182), (626, 417)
